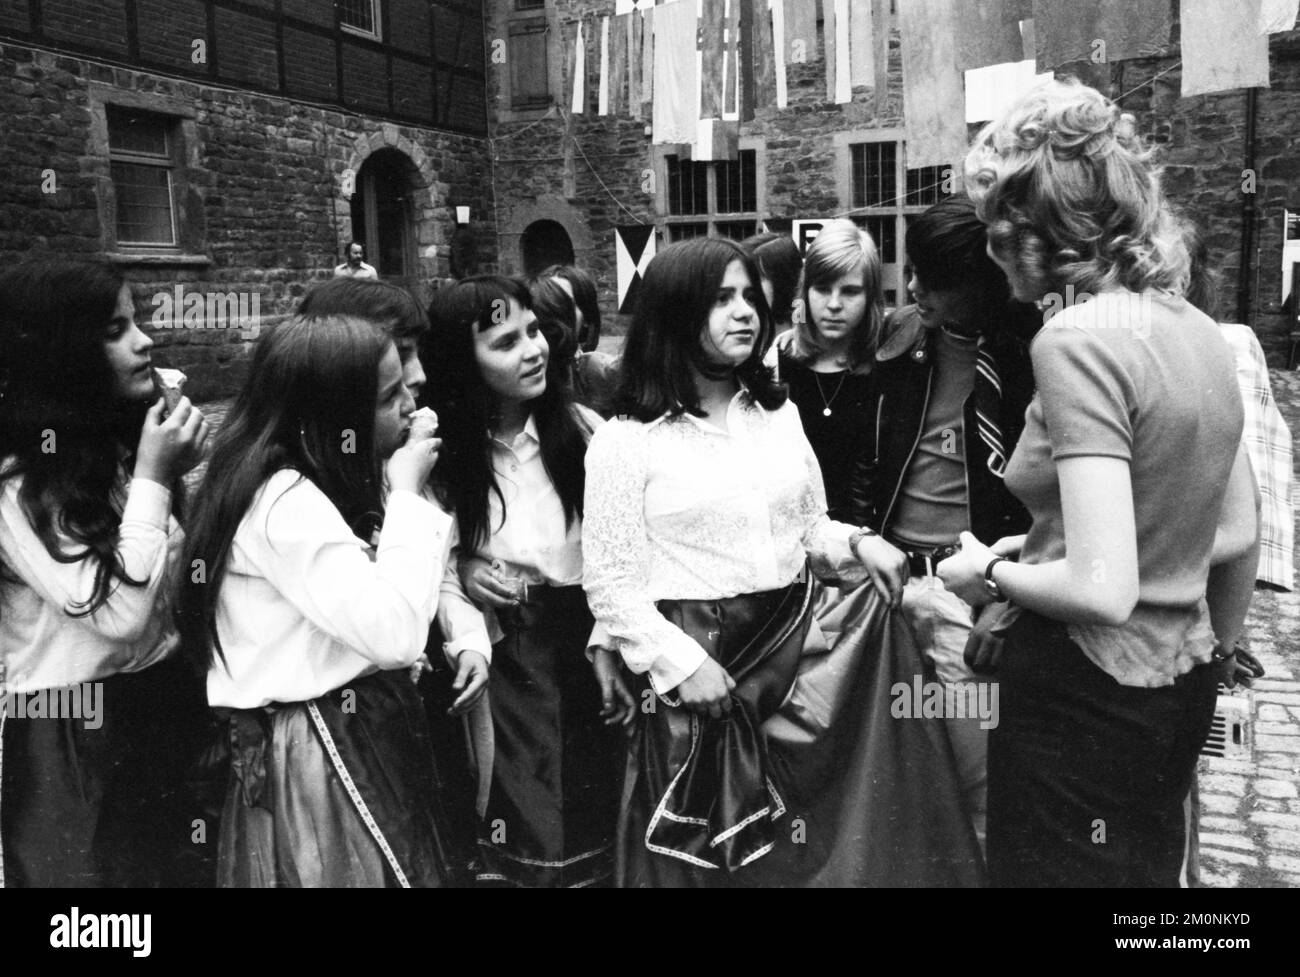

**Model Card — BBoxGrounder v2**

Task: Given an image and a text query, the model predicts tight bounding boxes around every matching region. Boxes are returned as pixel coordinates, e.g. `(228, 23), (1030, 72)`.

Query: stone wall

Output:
(0, 40), (495, 399)
(486, 1), (1300, 362)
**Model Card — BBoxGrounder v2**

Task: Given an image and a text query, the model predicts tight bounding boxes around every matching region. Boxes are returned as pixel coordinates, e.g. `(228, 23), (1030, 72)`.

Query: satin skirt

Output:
(217, 669), (448, 888)
(477, 584), (623, 888)
(617, 577), (985, 888)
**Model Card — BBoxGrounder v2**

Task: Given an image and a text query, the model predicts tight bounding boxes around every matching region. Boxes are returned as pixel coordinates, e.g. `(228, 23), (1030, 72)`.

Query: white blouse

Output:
(582, 391), (863, 694)
(0, 466), (180, 694)
(437, 408), (601, 654)
(207, 469), (455, 709)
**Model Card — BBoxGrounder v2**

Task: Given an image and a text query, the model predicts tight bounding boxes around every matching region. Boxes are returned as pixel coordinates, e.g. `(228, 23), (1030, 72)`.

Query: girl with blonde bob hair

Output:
(939, 78), (1259, 887)
(788, 219), (884, 368)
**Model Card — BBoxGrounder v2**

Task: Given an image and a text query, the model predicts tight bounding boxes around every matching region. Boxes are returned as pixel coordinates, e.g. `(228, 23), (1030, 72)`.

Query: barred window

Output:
(664, 150), (760, 240)
(848, 139), (952, 307)
(107, 106), (176, 247)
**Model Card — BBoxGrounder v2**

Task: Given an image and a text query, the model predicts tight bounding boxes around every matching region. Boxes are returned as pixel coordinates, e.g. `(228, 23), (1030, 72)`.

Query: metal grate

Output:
(1200, 688), (1252, 760)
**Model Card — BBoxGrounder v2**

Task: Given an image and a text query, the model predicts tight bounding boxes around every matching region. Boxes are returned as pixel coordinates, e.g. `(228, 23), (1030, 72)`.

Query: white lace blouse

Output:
(582, 390), (863, 694)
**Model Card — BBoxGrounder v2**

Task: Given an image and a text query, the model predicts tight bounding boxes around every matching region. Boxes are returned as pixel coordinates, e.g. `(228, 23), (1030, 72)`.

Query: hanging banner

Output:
(849, 0), (874, 89)
(955, 0), (1025, 71)
(1031, 0), (1171, 71)
(652, 0), (699, 145)
(1182, 0), (1270, 97)
(599, 16), (611, 115)
(773, 0), (789, 108)
(617, 225), (657, 314)
(702, 0), (729, 119)
(900, 0), (967, 170)
(965, 60), (1052, 122)
(1261, 0), (1300, 33)
(784, 0), (818, 66)
(572, 18), (587, 114)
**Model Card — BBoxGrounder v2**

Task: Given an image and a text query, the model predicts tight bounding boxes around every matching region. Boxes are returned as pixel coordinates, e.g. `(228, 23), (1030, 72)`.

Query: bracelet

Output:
(849, 526), (879, 552)
(984, 556), (1009, 602)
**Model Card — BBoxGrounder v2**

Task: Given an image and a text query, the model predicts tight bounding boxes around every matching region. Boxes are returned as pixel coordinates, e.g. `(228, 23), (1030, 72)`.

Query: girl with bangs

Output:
(0, 259), (210, 887)
(938, 79), (1259, 887)
(583, 237), (983, 887)
(764, 219), (882, 524)
(425, 276), (628, 888)
(178, 314), (452, 888)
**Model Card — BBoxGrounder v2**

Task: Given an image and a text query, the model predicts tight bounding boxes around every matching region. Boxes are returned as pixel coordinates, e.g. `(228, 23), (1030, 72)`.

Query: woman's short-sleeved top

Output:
(1005, 290), (1244, 687)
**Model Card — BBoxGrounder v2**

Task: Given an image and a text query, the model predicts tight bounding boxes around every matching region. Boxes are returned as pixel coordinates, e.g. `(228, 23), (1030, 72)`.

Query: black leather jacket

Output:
(849, 305), (1036, 546)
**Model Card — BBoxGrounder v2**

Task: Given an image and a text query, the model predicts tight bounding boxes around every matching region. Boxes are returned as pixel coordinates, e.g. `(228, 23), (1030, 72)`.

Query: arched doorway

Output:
(520, 219), (575, 275)
(350, 148), (419, 283)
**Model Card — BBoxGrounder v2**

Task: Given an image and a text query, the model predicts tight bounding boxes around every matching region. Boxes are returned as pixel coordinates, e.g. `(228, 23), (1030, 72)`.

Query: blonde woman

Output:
(938, 79), (1258, 887)
(765, 221), (882, 525)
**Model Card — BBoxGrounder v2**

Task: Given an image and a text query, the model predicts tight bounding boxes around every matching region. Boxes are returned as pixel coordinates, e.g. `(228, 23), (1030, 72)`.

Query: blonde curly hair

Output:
(964, 78), (1189, 301)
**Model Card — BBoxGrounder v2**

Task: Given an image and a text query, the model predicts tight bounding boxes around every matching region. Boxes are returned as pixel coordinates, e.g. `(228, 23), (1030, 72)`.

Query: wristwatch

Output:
(849, 526), (879, 553)
(984, 556), (1009, 602)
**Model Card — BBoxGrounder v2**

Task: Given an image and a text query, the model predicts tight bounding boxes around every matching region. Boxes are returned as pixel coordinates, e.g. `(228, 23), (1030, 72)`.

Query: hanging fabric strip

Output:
(954, 0), (1025, 71)
(572, 18), (587, 115)
(872, 0), (890, 116)
(599, 16), (611, 115)
(653, 0), (700, 145)
(784, 0), (818, 66)
(849, 0), (874, 89)
(1260, 0), (1300, 33)
(1031, 0), (1172, 72)
(833, 0), (851, 103)
(900, 0), (967, 169)
(773, 0), (789, 108)
(1181, 0), (1271, 97)
(702, 0), (728, 118)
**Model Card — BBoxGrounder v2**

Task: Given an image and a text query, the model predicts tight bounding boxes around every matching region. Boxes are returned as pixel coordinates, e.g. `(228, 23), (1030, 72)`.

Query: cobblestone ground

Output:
(1198, 368), (1300, 889)
(192, 359), (1300, 889)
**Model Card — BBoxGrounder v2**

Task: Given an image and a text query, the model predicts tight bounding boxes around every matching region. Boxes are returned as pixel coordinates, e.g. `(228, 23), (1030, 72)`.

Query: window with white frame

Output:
(663, 149), (759, 243)
(340, 0), (381, 39)
(107, 106), (177, 247)
(848, 139), (952, 306)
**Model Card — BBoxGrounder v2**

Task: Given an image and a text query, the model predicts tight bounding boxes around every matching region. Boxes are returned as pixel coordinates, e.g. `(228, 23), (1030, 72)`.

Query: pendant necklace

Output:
(813, 368), (848, 417)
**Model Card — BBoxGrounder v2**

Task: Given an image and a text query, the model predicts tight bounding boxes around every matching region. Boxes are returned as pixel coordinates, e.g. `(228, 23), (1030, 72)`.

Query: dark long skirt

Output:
(987, 609), (1218, 888)
(618, 577), (985, 888)
(1, 654), (210, 888)
(477, 584), (623, 888)
(218, 669), (448, 888)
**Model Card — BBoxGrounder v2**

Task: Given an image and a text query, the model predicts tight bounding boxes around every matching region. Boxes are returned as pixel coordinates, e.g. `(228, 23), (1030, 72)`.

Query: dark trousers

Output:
(987, 611), (1218, 888)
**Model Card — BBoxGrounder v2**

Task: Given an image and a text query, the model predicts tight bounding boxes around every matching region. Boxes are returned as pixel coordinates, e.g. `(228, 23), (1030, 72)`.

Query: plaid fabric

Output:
(1221, 324), (1295, 591)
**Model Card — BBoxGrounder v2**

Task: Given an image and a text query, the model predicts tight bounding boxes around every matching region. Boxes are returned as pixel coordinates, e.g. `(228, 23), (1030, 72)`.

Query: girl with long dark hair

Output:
(177, 314), (455, 887)
(0, 259), (209, 886)
(425, 275), (629, 888)
(583, 237), (982, 887)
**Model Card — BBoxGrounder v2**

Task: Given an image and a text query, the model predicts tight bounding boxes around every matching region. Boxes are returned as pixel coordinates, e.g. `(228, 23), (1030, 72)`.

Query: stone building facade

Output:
(486, 1), (1300, 363)
(0, 0), (492, 397)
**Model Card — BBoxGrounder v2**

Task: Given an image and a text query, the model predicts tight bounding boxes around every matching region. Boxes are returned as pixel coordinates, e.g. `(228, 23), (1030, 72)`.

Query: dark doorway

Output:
(350, 149), (418, 282)
(520, 219), (575, 275)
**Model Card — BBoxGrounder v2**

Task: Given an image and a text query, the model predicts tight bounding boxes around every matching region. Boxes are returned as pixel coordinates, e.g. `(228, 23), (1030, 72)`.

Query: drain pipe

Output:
(1237, 87), (1258, 326)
